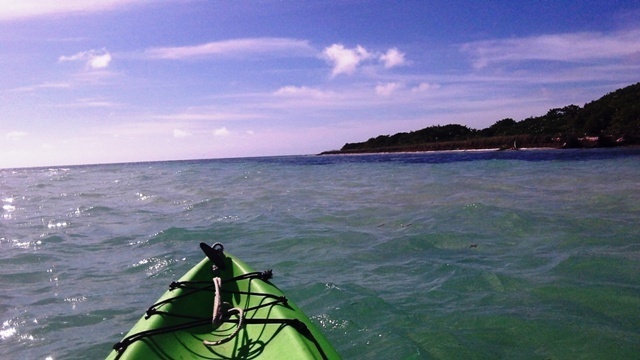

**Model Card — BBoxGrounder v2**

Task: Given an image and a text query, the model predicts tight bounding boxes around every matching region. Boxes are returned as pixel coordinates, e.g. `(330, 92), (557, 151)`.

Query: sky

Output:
(1, 0), (640, 168)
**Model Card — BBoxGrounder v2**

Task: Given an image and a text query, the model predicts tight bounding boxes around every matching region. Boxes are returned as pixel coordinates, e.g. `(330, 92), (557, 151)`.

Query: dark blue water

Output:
(1, 148), (639, 359)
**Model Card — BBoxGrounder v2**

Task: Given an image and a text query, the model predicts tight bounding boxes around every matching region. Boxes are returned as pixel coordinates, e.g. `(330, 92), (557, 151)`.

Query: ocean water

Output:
(1, 148), (639, 359)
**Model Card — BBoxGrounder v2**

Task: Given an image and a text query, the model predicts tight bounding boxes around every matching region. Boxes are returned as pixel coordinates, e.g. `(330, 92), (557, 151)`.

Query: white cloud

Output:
(213, 127), (230, 136)
(6, 131), (27, 140)
(462, 29), (640, 68)
(59, 49), (112, 69)
(145, 38), (313, 60)
(322, 44), (408, 76)
(380, 48), (406, 68)
(411, 82), (440, 92)
(0, 0), (141, 21)
(89, 53), (112, 69)
(322, 44), (372, 77)
(173, 129), (191, 138)
(274, 86), (331, 99)
(375, 82), (402, 96)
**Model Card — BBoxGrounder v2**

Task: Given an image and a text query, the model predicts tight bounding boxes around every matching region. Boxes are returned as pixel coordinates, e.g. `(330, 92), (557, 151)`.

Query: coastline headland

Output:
(320, 134), (636, 155)
(321, 82), (639, 156)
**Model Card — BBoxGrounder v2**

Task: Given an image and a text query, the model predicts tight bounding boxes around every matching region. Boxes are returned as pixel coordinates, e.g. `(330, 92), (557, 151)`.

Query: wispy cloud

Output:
(5, 131), (27, 140)
(59, 49), (112, 69)
(57, 97), (120, 108)
(173, 129), (191, 138)
(213, 127), (230, 136)
(144, 38), (314, 60)
(411, 82), (441, 92)
(273, 86), (332, 99)
(153, 111), (262, 122)
(375, 82), (402, 96)
(0, 0), (142, 21)
(462, 29), (640, 68)
(10, 82), (71, 93)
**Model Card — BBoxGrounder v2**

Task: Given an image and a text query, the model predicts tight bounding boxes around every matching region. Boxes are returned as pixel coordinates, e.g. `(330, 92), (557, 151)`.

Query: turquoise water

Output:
(1, 149), (639, 359)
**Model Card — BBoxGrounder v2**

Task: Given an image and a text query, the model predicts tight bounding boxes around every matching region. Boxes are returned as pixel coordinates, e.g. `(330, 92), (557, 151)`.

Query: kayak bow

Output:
(107, 243), (340, 359)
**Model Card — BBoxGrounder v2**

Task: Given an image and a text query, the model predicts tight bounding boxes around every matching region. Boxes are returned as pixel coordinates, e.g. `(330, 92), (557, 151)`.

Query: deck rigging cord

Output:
(112, 243), (314, 355)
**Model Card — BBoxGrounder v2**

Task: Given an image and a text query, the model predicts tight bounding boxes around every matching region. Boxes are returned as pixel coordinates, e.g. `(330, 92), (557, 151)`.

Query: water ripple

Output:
(1, 150), (639, 359)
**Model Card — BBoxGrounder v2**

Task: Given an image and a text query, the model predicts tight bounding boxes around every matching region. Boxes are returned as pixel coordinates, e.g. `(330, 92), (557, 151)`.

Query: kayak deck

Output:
(107, 244), (340, 359)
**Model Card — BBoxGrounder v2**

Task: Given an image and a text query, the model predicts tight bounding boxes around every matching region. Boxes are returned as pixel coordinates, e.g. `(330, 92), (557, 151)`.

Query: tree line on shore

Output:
(322, 82), (640, 154)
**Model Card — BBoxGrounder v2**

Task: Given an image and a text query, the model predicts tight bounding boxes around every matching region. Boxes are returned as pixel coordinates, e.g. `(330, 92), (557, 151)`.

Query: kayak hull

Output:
(107, 249), (340, 359)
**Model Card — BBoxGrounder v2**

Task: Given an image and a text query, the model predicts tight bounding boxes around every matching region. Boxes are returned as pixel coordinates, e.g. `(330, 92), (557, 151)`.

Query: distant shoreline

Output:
(319, 140), (638, 156)
(319, 147), (530, 156)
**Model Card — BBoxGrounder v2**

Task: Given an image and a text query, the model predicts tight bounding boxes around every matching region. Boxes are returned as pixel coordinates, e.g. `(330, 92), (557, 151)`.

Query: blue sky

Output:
(2, 1), (640, 168)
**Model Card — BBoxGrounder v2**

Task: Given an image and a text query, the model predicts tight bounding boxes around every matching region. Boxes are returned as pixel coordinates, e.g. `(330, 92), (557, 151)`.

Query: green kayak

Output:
(107, 243), (340, 359)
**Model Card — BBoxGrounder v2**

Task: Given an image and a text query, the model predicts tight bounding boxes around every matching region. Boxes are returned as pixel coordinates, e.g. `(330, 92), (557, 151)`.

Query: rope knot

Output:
(260, 269), (273, 281)
(144, 308), (157, 319)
